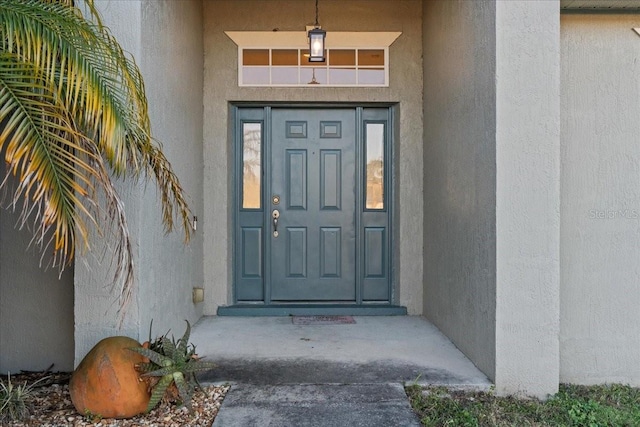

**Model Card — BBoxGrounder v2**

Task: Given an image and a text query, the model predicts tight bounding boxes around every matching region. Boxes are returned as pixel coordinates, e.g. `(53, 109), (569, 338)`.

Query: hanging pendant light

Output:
(308, 0), (326, 62)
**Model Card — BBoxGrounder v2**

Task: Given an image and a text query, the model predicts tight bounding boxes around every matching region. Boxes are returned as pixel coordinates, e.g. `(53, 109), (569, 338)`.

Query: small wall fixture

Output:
(192, 287), (204, 304)
(308, 0), (326, 62)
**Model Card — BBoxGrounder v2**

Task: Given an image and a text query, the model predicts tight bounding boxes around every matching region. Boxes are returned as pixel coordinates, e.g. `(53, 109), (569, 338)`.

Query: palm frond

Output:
(0, 0), (149, 167)
(0, 52), (97, 262)
(0, 0), (192, 309)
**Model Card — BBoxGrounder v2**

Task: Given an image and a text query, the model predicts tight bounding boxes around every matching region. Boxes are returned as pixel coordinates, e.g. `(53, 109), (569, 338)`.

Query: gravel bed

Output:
(2, 373), (229, 427)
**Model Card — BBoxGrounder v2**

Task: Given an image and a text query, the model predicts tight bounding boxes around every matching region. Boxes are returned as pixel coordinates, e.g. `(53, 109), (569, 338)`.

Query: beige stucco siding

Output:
(494, 0), (561, 398)
(203, 0), (424, 314)
(423, 0), (497, 383)
(424, 0), (561, 397)
(74, 0), (205, 364)
(560, 14), (640, 386)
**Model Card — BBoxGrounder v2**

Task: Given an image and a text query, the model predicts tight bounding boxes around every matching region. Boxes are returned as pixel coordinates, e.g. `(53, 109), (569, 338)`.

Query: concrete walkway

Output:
(212, 383), (421, 427)
(191, 316), (490, 426)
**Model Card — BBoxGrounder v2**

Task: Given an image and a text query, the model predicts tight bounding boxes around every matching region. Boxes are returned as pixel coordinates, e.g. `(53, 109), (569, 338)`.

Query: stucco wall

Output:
(423, 0), (497, 382)
(203, 0), (424, 314)
(74, 0), (143, 363)
(560, 14), (640, 386)
(74, 0), (204, 363)
(495, 0), (560, 397)
(0, 175), (75, 373)
(137, 0), (204, 343)
(424, 0), (561, 397)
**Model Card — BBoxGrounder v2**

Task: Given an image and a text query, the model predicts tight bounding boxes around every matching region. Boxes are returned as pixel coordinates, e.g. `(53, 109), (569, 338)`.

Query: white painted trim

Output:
(634, 28), (640, 37)
(229, 31), (400, 88)
(225, 31), (402, 48)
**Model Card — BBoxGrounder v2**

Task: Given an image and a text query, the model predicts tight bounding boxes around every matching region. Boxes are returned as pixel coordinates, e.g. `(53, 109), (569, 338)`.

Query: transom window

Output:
(241, 48), (386, 87)
(226, 31), (401, 88)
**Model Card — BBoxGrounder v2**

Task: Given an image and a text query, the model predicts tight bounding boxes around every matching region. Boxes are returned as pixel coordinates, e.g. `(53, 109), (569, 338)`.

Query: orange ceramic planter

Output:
(69, 336), (150, 419)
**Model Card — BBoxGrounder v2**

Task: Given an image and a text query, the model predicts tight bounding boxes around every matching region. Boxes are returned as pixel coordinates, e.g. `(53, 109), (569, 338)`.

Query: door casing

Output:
(230, 103), (398, 313)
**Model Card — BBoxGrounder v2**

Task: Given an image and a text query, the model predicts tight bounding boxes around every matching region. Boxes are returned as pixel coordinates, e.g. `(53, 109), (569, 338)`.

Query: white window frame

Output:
(226, 31), (401, 88)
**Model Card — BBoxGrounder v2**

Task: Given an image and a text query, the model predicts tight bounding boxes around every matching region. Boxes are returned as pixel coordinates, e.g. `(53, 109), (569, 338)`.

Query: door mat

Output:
(292, 315), (356, 325)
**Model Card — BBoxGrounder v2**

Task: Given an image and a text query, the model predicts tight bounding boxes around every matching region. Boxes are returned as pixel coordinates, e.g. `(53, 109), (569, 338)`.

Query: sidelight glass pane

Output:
(242, 122), (262, 209)
(365, 123), (384, 210)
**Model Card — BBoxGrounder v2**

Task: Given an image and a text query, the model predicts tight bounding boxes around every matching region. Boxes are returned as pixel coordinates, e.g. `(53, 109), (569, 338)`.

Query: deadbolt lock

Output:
(272, 195), (280, 205)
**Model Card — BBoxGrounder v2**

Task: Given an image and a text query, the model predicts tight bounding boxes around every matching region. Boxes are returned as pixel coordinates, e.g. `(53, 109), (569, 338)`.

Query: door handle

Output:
(272, 209), (280, 237)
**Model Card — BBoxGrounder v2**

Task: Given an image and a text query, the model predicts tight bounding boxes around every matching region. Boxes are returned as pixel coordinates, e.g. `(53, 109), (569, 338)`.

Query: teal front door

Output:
(270, 109), (356, 301)
(233, 106), (393, 308)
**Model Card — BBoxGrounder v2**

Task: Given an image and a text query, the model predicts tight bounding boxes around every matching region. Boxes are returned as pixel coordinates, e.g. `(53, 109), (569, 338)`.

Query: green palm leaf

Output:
(0, 0), (192, 309)
(0, 51), (97, 258)
(1, 1), (147, 160)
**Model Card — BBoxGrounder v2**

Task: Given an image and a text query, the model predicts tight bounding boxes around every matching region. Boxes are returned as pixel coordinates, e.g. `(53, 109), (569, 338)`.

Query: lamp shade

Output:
(308, 27), (326, 62)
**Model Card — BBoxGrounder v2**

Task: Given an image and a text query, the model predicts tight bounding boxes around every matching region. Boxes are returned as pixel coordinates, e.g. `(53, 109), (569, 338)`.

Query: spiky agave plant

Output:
(130, 321), (215, 412)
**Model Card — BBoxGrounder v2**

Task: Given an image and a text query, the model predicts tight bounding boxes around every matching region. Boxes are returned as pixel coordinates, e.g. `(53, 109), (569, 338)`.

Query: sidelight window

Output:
(242, 122), (262, 209)
(365, 123), (385, 210)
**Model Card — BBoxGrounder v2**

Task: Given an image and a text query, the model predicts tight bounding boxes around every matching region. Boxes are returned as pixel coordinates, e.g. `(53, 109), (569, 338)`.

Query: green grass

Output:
(406, 384), (640, 427)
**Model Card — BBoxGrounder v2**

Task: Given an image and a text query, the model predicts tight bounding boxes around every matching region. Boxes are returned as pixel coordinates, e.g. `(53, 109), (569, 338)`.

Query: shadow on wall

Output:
(0, 169), (75, 374)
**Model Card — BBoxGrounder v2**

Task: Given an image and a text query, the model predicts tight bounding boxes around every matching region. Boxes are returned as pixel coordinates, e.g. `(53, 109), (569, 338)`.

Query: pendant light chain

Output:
(315, 0), (319, 27)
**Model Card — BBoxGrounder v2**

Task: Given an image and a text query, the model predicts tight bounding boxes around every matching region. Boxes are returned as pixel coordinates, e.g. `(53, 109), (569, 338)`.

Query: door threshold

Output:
(217, 304), (407, 316)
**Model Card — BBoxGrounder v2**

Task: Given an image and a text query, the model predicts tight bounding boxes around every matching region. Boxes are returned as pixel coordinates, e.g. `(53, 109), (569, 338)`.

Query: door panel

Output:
(241, 227), (262, 278)
(286, 227), (307, 277)
(364, 227), (385, 278)
(270, 109), (356, 301)
(286, 150), (307, 209)
(320, 150), (342, 210)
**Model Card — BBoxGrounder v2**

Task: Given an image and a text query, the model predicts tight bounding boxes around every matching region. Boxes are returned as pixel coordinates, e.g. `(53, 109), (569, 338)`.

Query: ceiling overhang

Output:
(225, 31), (401, 49)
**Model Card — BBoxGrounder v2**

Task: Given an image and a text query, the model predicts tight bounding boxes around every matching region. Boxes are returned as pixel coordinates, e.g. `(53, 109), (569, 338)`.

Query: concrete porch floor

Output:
(192, 315), (491, 387)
